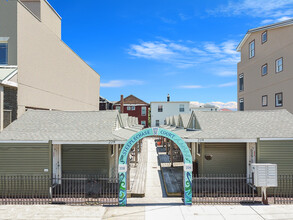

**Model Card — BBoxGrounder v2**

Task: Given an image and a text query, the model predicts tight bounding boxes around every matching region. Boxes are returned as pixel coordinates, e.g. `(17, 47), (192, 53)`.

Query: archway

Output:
(118, 127), (192, 206)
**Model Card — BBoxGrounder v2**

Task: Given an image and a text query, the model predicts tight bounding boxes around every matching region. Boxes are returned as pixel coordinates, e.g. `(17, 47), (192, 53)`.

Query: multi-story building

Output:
(0, 0), (100, 130)
(237, 19), (293, 113)
(151, 95), (189, 127)
(113, 95), (150, 127)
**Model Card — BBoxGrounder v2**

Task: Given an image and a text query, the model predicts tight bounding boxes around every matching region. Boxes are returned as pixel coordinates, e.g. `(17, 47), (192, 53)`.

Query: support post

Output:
(166, 139), (169, 155)
(0, 85), (4, 131)
(261, 187), (268, 205)
(171, 142), (174, 167)
(135, 142), (138, 167)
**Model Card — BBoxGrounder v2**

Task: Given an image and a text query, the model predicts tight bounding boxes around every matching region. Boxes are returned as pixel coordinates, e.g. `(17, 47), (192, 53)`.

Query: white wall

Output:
(150, 102), (190, 127)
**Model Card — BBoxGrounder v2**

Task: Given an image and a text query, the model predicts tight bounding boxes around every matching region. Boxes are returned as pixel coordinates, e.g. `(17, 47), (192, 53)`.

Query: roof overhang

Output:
(0, 66), (18, 87)
(236, 19), (293, 52)
(52, 140), (127, 145)
(259, 138), (293, 141)
(183, 138), (257, 143)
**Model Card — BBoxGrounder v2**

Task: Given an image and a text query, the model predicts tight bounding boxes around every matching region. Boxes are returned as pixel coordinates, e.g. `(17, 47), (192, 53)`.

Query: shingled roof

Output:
(182, 110), (293, 140)
(115, 95), (149, 105)
(0, 110), (142, 142)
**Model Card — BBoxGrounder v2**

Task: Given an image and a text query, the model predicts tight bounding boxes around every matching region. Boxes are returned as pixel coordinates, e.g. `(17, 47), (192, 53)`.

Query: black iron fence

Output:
(0, 174), (118, 205)
(192, 174), (256, 204)
(274, 174), (293, 204)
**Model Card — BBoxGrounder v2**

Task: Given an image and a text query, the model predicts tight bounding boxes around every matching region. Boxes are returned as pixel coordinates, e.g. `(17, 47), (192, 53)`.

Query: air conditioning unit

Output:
(251, 163), (277, 187)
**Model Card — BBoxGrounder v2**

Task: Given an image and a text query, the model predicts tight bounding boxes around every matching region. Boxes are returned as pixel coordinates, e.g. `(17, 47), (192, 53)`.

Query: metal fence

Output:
(274, 174), (293, 204)
(0, 174), (119, 205)
(192, 174), (256, 204)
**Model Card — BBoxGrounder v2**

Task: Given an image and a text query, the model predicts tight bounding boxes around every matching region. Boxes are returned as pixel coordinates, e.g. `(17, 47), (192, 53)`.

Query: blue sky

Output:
(49, 0), (293, 109)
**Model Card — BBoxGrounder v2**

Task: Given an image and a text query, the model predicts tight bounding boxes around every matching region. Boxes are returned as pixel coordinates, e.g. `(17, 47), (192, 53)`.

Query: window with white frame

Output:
(249, 40), (255, 58)
(239, 73), (244, 91)
(141, 107), (146, 116)
(179, 104), (184, 112)
(275, 93), (283, 107)
(276, 58), (283, 73)
(0, 43), (8, 65)
(262, 95), (268, 107)
(261, 64), (268, 76)
(239, 98), (244, 111)
(155, 120), (159, 126)
(158, 105), (163, 112)
(116, 106), (121, 112)
(127, 106), (135, 111)
(261, 31), (267, 44)
(141, 120), (146, 126)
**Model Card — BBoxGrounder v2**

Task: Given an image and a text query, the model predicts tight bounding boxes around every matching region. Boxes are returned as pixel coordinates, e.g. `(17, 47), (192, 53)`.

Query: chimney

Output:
(167, 94), (170, 102)
(120, 95), (124, 113)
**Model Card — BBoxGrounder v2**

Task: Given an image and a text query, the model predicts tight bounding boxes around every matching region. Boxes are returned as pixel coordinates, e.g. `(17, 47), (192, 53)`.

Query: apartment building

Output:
(0, 0), (100, 130)
(114, 95), (150, 127)
(237, 19), (293, 113)
(151, 95), (189, 127)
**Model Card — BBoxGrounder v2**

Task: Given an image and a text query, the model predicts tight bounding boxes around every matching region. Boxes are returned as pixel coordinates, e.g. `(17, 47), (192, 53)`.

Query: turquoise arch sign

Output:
(118, 127), (192, 206)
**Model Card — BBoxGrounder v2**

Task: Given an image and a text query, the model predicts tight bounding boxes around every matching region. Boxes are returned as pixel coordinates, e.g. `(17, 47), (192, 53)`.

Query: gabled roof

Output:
(120, 113), (129, 128)
(186, 110), (293, 139)
(178, 114), (191, 128)
(0, 110), (142, 142)
(115, 95), (149, 105)
(237, 19), (293, 52)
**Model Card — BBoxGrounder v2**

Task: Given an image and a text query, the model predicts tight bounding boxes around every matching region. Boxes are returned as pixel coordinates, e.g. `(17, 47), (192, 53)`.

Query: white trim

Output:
(52, 140), (126, 145)
(0, 140), (49, 144)
(259, 138), (293, 141)
(0, 37), (9, 43)
(1, 81), (18, 88)
(237, 19), (293, 52)
(184, 138), (257, 143)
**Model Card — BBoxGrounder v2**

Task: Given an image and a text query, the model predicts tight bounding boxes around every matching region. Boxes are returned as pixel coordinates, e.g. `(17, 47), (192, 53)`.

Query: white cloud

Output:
(179, 85), (204, 89)
(204, 43), (221, 54)
(218, 81), (236, 87)
(209, 101), (237, 110)
(128, 39), (240, 68)
(215, 70), (237, 77)
(209, 0), (293, 25)
(101, 80), (144, 88)
(190, 101), (237, 110)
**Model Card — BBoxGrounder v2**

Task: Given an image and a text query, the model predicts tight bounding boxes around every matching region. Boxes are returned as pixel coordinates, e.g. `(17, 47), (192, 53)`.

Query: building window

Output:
(116, 106), (121, 112)
(249, 40), (255, 58)
(158, 105), (163, 112)
(262, 95), (268, 107)
(141, 120), (146, 126)
(197, 143), (201, 155)
(261, 31), (267, 44)
(0, 43), (8, 65)
(141, 107), (146, 116)
(275, 93), (283, 107)
(276, 57), (283, 73)
(179, 104), (184, 112)
(239, 73), (244, 91)
(127, 106), (135, 111)
(239, 98), (244, 111)
(261, 64), (268, 76)
(155, 120), (159, 127)
(111, 145), (114, 156)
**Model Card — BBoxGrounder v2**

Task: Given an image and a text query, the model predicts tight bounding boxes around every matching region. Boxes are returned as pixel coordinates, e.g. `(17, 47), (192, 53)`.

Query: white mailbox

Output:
(251, 163), (277, 187)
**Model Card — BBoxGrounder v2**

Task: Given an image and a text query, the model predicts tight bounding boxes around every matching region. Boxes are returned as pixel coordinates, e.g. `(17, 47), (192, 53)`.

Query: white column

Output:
(0, 85), (3, 131)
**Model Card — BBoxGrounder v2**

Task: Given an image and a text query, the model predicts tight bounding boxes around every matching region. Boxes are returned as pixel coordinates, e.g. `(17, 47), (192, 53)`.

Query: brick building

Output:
(114, 95), (149, 127)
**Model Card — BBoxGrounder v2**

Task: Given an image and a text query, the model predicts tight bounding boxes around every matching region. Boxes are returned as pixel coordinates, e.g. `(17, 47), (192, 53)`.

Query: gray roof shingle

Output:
(0, 110), (142, 142)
